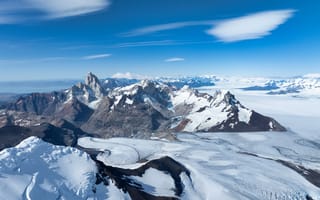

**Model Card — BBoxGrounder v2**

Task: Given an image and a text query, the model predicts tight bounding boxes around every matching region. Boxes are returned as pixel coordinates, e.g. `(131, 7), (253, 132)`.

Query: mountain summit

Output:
(85, 72), (106, 98)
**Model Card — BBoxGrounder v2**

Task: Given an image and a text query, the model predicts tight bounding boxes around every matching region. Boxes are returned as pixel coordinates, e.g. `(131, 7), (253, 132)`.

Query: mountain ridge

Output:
(1, 72), (286, 139)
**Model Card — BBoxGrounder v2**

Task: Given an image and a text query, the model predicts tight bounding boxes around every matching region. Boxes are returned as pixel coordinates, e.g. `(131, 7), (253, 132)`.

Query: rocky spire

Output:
(85, 72), (106, 97)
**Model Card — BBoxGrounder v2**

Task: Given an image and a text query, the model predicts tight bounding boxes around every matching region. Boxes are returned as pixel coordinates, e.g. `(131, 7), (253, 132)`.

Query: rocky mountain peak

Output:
(140, 79), (152, 86)
(85, 72), (105, 97)
(85, 72), (99, 85)
(212, 90), (239, 107)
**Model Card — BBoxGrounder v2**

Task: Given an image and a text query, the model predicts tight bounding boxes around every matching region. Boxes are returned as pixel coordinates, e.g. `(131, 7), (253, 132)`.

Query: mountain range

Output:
(0, 72), (286, 144)
(242, 74), (320, 96)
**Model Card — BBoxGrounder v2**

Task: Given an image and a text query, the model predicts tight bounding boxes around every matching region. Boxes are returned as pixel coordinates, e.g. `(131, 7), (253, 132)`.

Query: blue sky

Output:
(0, 0), (319, 80)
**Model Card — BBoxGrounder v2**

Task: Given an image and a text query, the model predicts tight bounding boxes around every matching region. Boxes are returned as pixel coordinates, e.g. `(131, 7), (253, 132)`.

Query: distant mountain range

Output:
(2, 74), (319, 98)
(0, 72), (285, 145)
(241, 75), (320, 96)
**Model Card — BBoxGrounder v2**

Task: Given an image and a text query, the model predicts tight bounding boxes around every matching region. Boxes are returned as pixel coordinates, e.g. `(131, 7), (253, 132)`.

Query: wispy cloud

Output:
(0, 54), (111, 64)
(0, 15), (18, 24)
(111, 72), (150, 79)
(123, 9), (295, 42)
(0, 0), (110, 24)
(122, 21), (215, 37)
(28, 0), (110, 19)
(115, 40), (176, 48)
(165, 57), (185, 62)
(207, 10), (295, 42)
(83, 54), (111, 60)
(0, 56), (66, 64)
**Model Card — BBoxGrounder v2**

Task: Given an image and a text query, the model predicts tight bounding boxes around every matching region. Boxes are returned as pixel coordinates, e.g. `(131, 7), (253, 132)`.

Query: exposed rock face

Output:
(0, 121), (92, 150)
(93, 156), (190, 200)
(67, 72), (106, 106)
(172, 89), (286, 132)
(81, 97), (169, 138)
(56, 97), (94, 126)
(85, 72), (106, 98)
(81, 80), (172, 137)
(0, 110), (49, 128)
(2, 72), (286, 139)
(6, 91), (67, 115)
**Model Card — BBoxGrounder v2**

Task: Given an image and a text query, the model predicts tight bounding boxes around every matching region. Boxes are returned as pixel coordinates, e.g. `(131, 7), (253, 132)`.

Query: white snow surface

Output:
(0, 137), (130, 200)
(171, 87), (253, 131)
(129, 168), (176, 197)
(78, 130), (320, 200)
(238, 107), (252, 124)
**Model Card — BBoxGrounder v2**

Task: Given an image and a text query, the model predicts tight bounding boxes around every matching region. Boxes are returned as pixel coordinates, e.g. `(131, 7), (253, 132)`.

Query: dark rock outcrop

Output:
(92, 156), (190, 200)
(0, 120), (93, 151)
(6, 91), (67, 115)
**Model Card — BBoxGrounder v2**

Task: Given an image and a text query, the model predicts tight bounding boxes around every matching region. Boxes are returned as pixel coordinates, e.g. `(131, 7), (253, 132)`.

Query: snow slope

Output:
(2, 132), (319, 200)
(0, 137), (130, 200)
(78, 132), (320, 200)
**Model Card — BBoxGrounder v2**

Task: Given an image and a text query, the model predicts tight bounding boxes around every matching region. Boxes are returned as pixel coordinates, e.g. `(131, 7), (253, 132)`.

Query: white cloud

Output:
(26, 0), (110, 18)
(116, 40), (175, 48)
(111, 72), (150, 80)
(0, 57), (66, 64)
(123, 21), (214, 37)
(83, 54), (111, 60)
(165, 57), (185, 62)
(303, 73), (320, 79)
(0, 0), (110, 23)
(123, 9), (294, 43)
(207, 10), (295, 42)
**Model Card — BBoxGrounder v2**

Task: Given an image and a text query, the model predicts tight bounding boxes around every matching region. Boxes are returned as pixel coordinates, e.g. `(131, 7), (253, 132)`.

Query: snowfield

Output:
(0, 137), (130, 200)
(4, 130), (320, 199)
(78, 128), (320, 200)
(129, 168), (176, 197)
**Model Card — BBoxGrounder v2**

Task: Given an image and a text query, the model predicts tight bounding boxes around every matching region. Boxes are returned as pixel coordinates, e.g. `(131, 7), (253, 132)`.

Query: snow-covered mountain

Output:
(66, 72), (106, 108)
(2, 72), (285, 139)
(0, 137), (192, 200)
(82, 77), (285, 137)
(101, 75), (216, 92)
(242, 75), (320, 96)
(1, 133), (320, 200)
(0, 137), (130, 200)
(171, 87), (284, 132)
(156, 76), (215, 89)
(267, 77), (320, 96)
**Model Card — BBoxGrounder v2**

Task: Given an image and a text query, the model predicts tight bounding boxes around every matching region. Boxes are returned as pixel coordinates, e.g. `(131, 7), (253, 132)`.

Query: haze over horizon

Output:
(0, 0), (319, 80)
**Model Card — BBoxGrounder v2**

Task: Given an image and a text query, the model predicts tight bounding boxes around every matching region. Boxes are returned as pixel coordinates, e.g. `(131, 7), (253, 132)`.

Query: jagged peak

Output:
(84, 72), (106, 97)
(212, 90), (239, 107)
(180, 85), (191, 91)
(140, 79), (155, 88)
(116, 79), (167, 93)
(85, 72), (101, 87)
